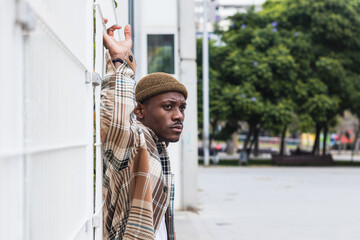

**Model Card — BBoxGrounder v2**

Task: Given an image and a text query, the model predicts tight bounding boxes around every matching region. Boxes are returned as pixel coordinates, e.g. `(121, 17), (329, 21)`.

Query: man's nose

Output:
(172, 107), (184, 121)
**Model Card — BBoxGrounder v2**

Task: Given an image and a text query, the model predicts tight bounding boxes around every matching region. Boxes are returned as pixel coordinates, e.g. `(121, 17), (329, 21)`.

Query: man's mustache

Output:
(171, 122), (183, 127)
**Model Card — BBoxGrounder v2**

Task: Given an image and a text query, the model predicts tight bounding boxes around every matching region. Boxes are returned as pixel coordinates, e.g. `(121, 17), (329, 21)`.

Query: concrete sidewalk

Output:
(175, 166), (360, 240)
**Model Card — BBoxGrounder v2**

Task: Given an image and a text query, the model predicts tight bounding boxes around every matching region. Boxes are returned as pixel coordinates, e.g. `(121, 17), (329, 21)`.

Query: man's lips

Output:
(170, 124), (183, 133)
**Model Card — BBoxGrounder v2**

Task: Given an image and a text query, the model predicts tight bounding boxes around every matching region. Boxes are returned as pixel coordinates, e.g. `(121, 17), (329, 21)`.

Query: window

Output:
(147, 34), (174, 74)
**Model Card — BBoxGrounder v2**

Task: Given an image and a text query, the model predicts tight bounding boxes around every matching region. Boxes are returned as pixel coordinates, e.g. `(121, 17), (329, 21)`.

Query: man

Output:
(101, 20), (187, 240)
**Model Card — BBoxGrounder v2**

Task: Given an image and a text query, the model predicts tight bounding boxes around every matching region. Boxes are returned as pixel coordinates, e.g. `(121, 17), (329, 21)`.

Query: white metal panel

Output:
(0, 0), (25, 239)
(26, 148), (89, 239)
(0, 0), (24, 152)
(26, 0), (91, 68)
(0, 157), (24, 240)
(94, 4), (106, 240)
(2, 0), (95, 238)
(22, 1), (94, 240)
(23, 28), (89, 148)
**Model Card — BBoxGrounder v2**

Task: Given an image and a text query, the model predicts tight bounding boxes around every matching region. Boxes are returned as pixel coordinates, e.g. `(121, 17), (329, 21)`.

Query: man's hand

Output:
(103, 18), (132, 62)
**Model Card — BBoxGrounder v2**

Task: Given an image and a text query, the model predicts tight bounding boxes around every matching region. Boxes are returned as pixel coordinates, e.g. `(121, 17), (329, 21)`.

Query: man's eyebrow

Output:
(161, 100), (177, 104)
(161, 99), (186, 104)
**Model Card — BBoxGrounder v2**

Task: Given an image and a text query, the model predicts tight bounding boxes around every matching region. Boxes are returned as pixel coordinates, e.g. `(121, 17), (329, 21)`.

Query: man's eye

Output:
(180, 105), (186, 111)
(163, 105), (171, 110)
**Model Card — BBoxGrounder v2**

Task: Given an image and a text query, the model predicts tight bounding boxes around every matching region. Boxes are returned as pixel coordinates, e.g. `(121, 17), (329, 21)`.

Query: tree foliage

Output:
(197, 0), (360, 155)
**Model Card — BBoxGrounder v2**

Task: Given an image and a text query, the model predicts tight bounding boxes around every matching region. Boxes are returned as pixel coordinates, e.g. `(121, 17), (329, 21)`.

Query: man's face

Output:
(139, 92), (186, 143)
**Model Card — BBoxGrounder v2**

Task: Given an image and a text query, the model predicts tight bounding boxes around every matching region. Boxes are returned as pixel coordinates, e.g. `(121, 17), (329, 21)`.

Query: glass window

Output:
(147, 34), (174, 74)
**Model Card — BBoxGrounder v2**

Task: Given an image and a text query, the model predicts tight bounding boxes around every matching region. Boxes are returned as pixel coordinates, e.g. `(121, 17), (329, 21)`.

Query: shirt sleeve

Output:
(100, 50), (137, 171)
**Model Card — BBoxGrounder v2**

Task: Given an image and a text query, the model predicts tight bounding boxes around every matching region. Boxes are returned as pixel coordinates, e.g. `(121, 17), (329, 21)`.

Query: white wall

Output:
(0, 0), (95, 239)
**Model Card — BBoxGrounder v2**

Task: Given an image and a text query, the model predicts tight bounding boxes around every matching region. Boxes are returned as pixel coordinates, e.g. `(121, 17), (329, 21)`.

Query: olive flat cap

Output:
(135, 72), (188, 102)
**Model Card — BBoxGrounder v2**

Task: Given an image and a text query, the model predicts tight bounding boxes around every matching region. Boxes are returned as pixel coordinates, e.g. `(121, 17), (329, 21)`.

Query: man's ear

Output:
(134, 103), (145, 119)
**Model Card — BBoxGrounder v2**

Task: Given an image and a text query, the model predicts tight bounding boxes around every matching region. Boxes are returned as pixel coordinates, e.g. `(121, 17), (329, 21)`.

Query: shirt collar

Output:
(146, 127), (160, 143)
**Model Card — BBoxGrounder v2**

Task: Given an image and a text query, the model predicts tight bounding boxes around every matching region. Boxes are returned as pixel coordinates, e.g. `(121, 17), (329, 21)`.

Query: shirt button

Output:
(163, 186), (167, 193)
(129, 55), (133, 62)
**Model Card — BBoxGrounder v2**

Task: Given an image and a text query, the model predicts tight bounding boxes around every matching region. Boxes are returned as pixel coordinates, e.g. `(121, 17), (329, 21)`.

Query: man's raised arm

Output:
(100, 20), (137, 169)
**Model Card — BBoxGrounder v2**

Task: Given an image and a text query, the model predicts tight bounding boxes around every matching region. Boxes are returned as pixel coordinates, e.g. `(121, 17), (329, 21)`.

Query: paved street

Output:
(175, 167), (360, 240)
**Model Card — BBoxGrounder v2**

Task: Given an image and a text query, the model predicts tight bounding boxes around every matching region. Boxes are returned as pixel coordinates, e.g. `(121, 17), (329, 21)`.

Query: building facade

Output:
(195, 0), (266, 32)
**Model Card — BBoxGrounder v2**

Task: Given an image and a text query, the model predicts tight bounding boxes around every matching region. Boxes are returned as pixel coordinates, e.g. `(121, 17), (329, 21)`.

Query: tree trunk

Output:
(322, 123), (328, 156)
(280, 126), (287, 156)
(249, 136), (254, 154)
(242, 125), (254, 153)
(226, 132), (238, 155)
(312, 123), (321, 155)
(209, 120), (218, 152)
(253, 125), (260, 156)
(232, 132), (239, 154)
(338, 130), (343, 155)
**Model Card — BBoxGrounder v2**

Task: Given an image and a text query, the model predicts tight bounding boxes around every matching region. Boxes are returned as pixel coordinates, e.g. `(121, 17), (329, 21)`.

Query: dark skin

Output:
(134, 92), (186, 145)
(103, 19), (187, 144)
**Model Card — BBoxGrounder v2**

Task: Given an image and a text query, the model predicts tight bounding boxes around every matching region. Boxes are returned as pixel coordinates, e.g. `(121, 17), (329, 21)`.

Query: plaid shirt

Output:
(101, 52), (175, 240)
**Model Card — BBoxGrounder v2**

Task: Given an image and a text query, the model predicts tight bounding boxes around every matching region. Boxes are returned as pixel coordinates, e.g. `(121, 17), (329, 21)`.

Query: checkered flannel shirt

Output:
(101, 51), (175, 240)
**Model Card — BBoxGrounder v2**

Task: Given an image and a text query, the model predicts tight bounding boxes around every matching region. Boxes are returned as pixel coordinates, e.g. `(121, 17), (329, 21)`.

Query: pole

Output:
(128, 0), (134, 52)
(202, 0), (210, 166)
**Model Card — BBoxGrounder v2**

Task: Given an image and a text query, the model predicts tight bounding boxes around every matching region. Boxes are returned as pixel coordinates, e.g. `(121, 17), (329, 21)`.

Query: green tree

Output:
(221, 7), (298, 155)
(197, 0), (360, 157)
(261, 0), (360, 154)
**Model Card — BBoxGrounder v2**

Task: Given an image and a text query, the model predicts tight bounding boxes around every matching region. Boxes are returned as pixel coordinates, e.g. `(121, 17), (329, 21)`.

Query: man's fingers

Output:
(103, 31), (116, 50)
(124, 24), (132, 41)
(107, 24), (122, 36)
(103, 31), (110, 49)
(103, 22), (133, 51)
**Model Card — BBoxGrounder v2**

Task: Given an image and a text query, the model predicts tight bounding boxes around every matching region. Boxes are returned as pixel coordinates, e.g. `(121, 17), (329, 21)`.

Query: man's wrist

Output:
(112, 58), (124, 68)
(110, 53), (126, 60)
(110, 50), (126, 68)
(108, 49), (136, 73)
(109, 45), (129, 60)
(112, 58), (124, 63)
